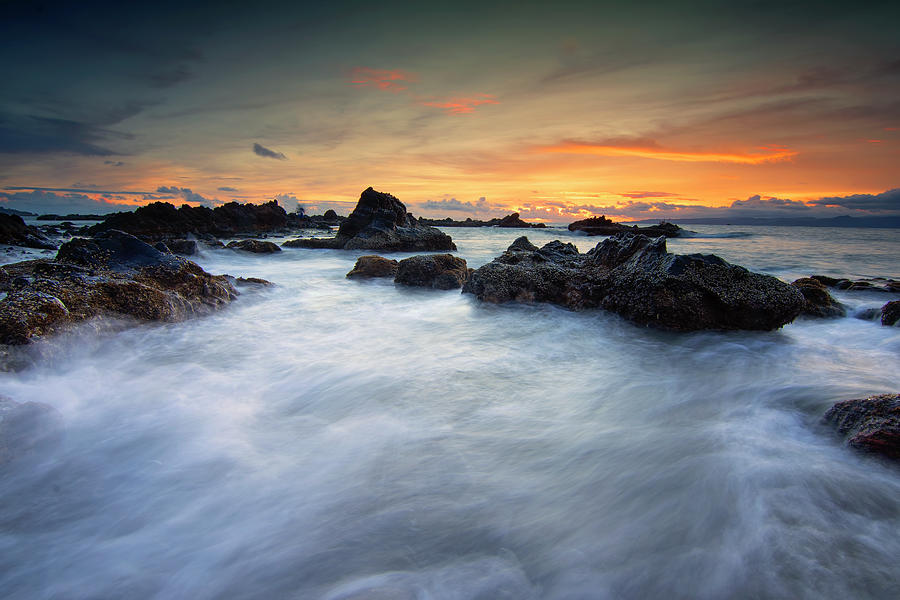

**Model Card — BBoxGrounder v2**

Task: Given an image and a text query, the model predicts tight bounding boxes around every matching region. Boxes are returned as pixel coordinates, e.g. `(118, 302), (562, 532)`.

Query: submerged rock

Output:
(283, 188), (456, 252)
(883, 301), (900, 326)
(0, 230), (237, 346)
(0, 213), (57, 250)
(0, 396), (64, 465)
(463, 233), (804, 331)
(824, 394), (900, 460)
(395, 254), (469, 289)
(791, 278), (846, 318)
(226, 239), (282, 253)
(346, 255), (399, 279)
(810, 275), (900, 294)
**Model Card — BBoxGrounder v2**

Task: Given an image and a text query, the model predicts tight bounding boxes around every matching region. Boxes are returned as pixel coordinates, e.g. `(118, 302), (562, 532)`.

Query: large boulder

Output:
(0, 230), (237, 346)
(824, 394), (900, 460)
(395, 254), (469, 289)
(791, 278), (846, 318)
(0, 396), (64, 465)
(283, 188), (456, 251)
(226, 239), (281, 253)
(346, 255), (399, 279)
(463, 234), (804, 331)
(0, 213), (57, 250)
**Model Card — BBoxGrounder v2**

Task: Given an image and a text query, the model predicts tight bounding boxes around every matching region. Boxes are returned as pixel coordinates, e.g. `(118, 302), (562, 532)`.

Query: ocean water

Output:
(1, 225), (899, 599)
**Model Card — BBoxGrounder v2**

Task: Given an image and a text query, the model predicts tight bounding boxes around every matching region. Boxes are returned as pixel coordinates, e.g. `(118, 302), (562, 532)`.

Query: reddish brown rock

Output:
(824, 394), (900, 460)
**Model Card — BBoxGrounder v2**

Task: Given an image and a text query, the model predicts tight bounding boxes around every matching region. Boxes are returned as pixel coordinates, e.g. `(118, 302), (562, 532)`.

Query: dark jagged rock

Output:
(88, 200), (289, 240)
(234, 277), (273, 287)
(496, 213), (545, 228)
(346, 255), (399, 279)
(463, 233), (804, 331)
(0, 396), (64, 465)
(568, 216), (684, 238)
(166, 239), (198, 255)
(0, 213), (57, 250)
(226, 239), (281, 253)
(395, 254), (469, 289)
(0, 230), (237, 346)
(791, 278), (846, 318)
(417, 215), (548, 228)
(37, 213), (105, 221)
(824, 394), (900, 460)
(284, 188), (455, 251)
(811, 275), (900, 293)
(883, 301), (900, 326)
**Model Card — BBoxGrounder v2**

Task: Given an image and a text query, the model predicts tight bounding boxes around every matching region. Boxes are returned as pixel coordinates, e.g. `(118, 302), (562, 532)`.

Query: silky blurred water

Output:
(1, 225), (899, 599)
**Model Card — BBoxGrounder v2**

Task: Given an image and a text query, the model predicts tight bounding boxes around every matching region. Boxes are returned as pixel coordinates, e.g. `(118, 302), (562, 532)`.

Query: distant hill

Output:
(630, 215), (900, 228)
(0, 206), (37, 217)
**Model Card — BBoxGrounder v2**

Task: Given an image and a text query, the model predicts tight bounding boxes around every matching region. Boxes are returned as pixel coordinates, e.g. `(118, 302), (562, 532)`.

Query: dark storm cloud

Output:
(253, 143), (287, 160)
(808, 188), (900, 211)
(0, 115), (120, 156)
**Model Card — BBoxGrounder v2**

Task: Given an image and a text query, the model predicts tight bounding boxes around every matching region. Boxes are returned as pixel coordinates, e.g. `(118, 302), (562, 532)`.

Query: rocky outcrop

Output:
(284, 188), (456, 251)
(496, 213), (546, 228)
(0, 230), (237, 346)
(791, 278), (846, 318)
(824, 394), (900, 460)
(462, 234), (804, 331)
(0, 213), (57, 250)
(395, 254), (469, 289)
(417, 214), (548, 228)
(346, 256), (399, 279)
(0, 396), (64, 465)
(810, 275), (900, 293)
(226, 239), (281, 253)
(883, 301), (900, 326)
(568, 216), (683, 238)
(88, 200), (289, 240)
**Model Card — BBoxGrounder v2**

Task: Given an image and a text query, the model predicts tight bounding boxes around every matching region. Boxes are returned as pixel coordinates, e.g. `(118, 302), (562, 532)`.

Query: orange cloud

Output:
(349, 67), (417, 92)
(537, 139), (797, 164)
(421, 94), (499, 114)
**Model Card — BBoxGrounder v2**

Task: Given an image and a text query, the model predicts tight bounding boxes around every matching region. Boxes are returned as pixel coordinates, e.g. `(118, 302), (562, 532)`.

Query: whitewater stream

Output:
(1, 225), (899, 599)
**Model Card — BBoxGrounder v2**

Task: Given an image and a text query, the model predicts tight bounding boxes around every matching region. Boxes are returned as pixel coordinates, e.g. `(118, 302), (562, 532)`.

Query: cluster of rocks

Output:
(288, 209), (346, 230)
(284, 187), (456, 251)
(347, 254), (470, 289)
(789, 275), (900, 326)
(417, 212), (547, 228)
(568, 215), (685, 238)
(463, 234), (805, 331)
(0, 230), (248, 348)
(0, 213), (57, 250)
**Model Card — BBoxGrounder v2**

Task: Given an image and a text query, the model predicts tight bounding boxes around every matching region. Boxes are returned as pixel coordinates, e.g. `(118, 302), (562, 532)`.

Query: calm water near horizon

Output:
(1, 225), (899, 599)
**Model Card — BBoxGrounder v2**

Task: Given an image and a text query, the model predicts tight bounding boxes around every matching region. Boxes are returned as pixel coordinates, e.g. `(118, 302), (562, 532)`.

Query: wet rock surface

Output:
(882, 300), (900, 326)
(791, 278), (846, 318)
(346, 256), (399, 279)
(226, 239), (282, 253)
(0, 214), (57, 250)
(0, 230), (237, 346)
(824, 394), (900, 460)
(284, 188), (456, 252)
(463, 234), (804, 331)
(395, 254), (470, 289)
(810, 275), (900, 293)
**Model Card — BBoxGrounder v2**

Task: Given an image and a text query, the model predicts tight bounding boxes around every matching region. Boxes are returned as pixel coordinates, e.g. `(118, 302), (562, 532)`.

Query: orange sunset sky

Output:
(1, 0), (898, 221)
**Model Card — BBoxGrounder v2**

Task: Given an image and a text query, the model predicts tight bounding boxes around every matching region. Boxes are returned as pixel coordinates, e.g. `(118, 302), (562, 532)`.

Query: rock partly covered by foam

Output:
(462, 234), (804, 331)
(0, 213), (57, 250)
(88, 200), (289, 240)
(395, 254), (470, 289)
(283, 188), (456, 251)
(791, 278), (846, 318)
(810, 275), (900, 294)
(568, 216), (684, 238)
(824, 394), (900, 460)
(882, 301), (900, 326)
(0, 230), (237, 346)
(0, 396), (64, 465)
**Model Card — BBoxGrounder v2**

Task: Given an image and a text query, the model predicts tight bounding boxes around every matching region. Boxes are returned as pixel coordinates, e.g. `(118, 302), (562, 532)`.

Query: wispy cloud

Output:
(253, 142), (287, 160)
(218, 186), (238, 192)
(156, 185), (218, 206)
(620, 191), (681, 199)
(349, 67), (417, 92)
(420, 94), (500, 115)
(538, 139), (797, 164)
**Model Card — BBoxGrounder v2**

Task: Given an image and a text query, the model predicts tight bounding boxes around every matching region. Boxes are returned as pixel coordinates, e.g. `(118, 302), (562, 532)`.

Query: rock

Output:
(88, 200), (289, 240)
(395, 254), (469, 289)
(167, 239), (198, 255)
(284, 188), (456, 252)
(496, 213), (533, 228)
(0, 213), (57, 250)
(0, 396), (64, 465)
(882, 301), (900, 326)
(235, 277), (273, 287)
(226, 239), (281, 253)
(568, 216), (684, 238)
(346, 255), (399, 279)
(811, 275), (900, 293)
(0, 230), (237, 346)
(463, 233), (805, 331)
(824, 394), (900, 460)
(791, 278), (846, 318)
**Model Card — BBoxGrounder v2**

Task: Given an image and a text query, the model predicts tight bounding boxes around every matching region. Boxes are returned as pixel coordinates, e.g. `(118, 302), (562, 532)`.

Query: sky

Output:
(1, 0), (898, 221)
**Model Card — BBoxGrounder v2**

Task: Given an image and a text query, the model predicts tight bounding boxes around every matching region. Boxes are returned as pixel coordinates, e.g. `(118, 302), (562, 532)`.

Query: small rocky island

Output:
(284, 187), (456, 251)
(568, 215), (684, 237)
(418, 212), (547, 228)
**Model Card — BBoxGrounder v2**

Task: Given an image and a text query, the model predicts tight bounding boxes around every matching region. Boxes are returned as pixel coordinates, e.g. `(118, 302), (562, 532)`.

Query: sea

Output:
(1, 224), (899, 599)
